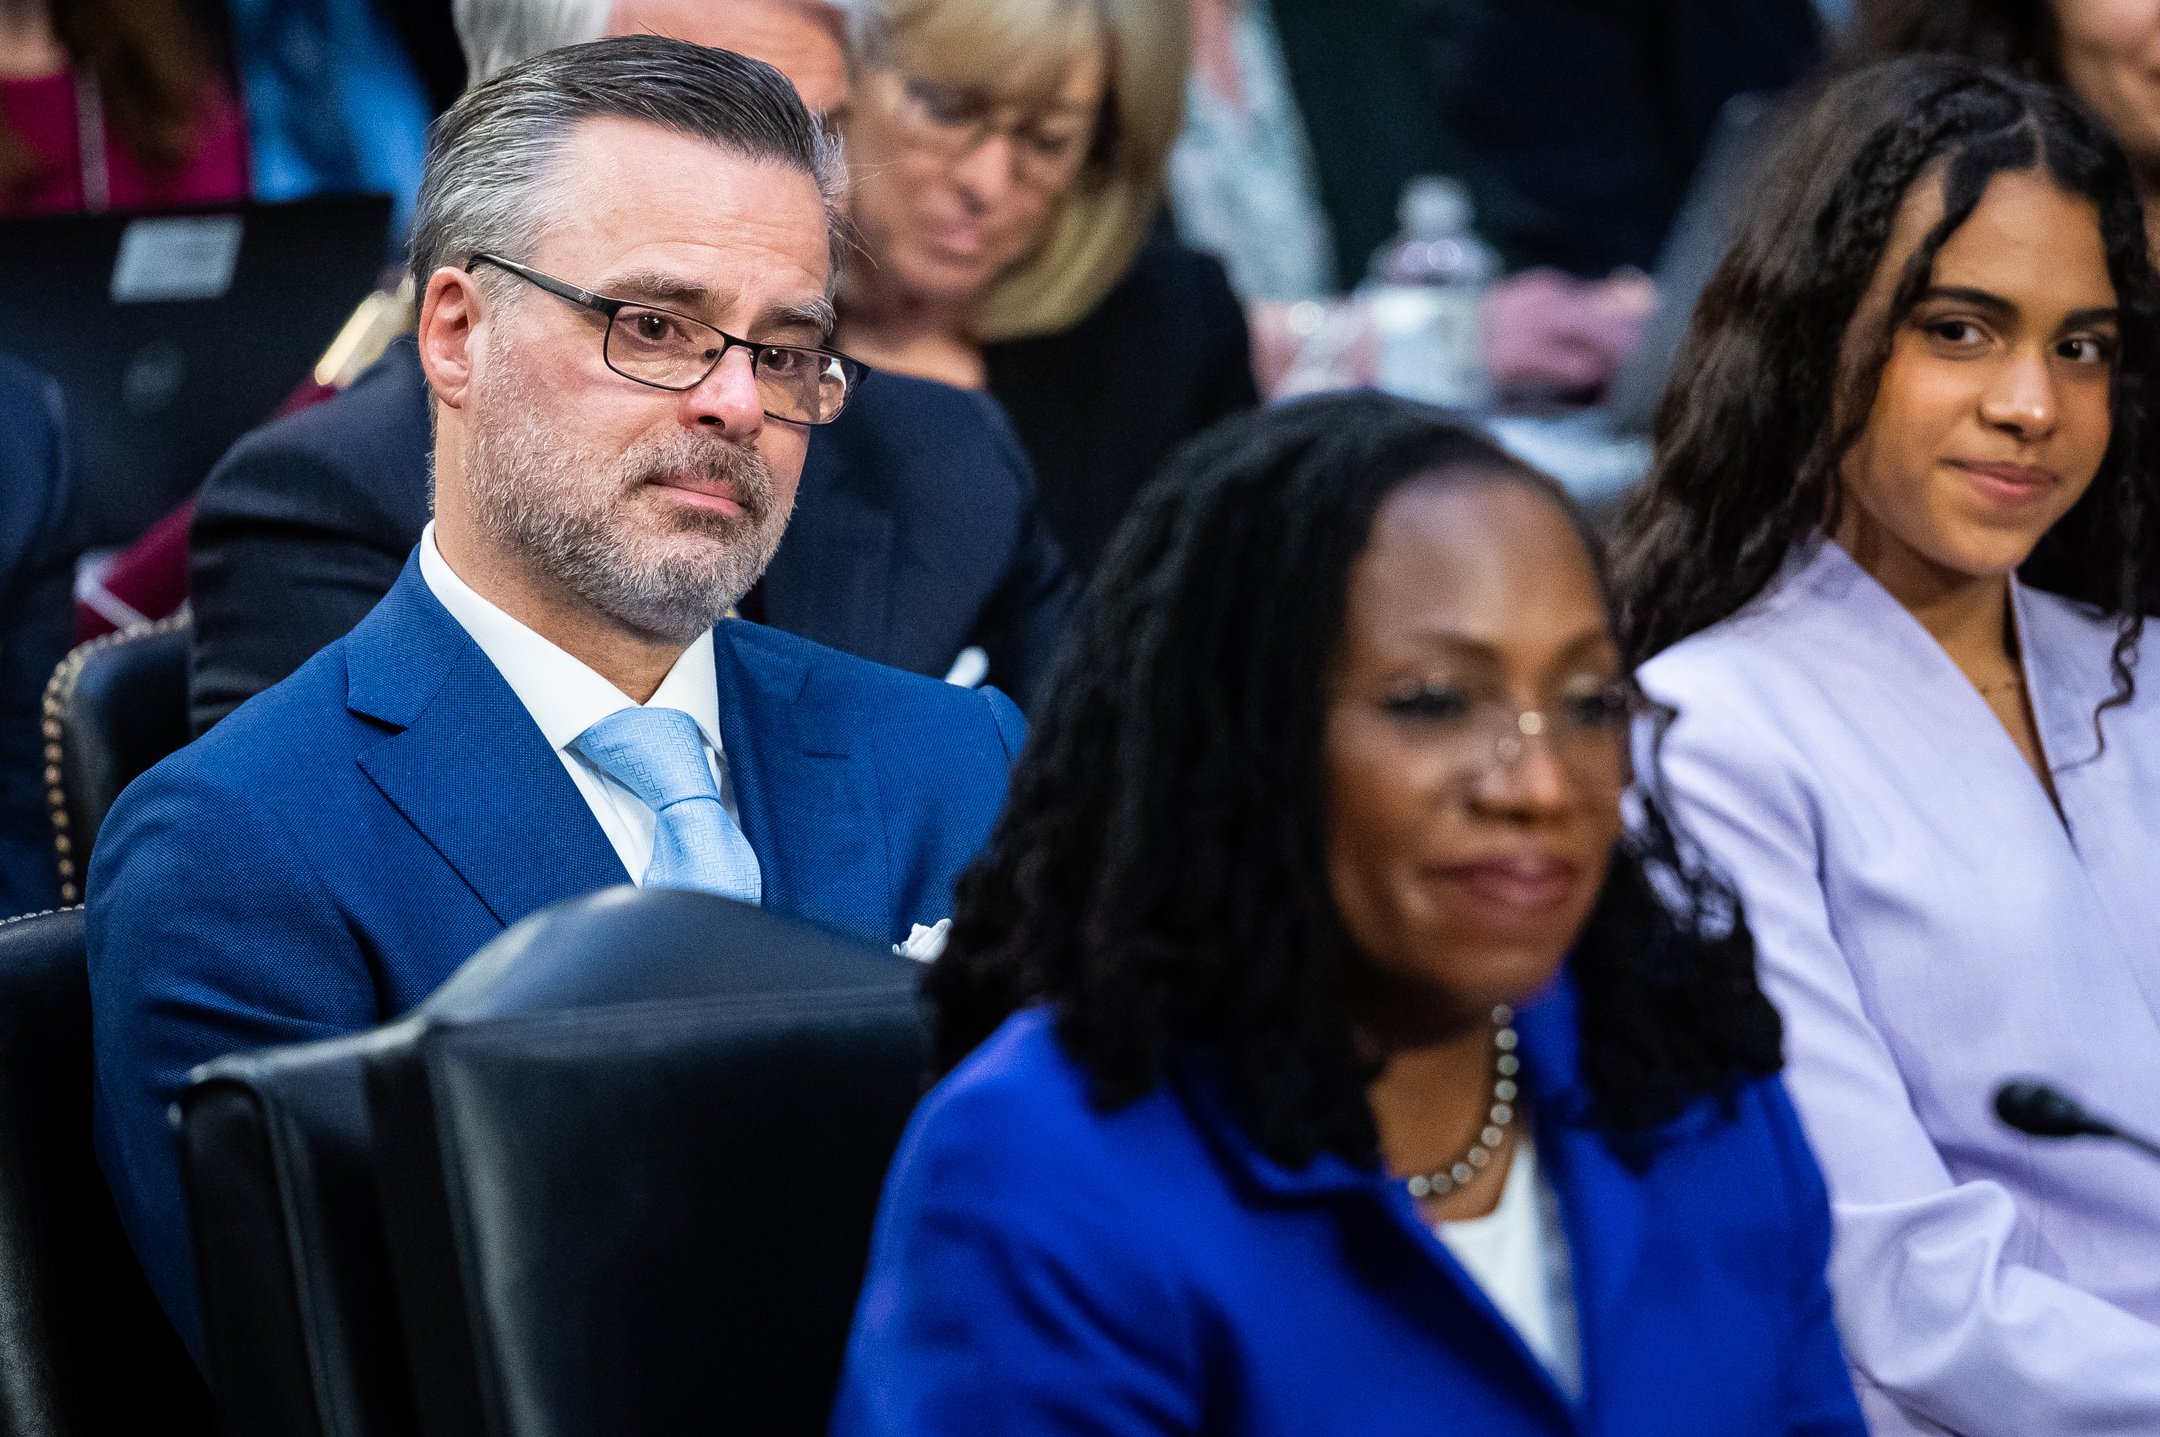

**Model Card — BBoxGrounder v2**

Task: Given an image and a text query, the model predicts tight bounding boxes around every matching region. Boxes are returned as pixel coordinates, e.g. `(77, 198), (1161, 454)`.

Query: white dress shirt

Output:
(1435, 1138), (1582, 1400)
(417, 521), (743, 887)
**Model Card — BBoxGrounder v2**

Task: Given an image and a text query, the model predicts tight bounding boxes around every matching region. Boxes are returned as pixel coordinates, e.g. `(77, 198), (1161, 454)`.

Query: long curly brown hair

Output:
(1616, 57), (2160, 728)
(0, 0), (224, 199)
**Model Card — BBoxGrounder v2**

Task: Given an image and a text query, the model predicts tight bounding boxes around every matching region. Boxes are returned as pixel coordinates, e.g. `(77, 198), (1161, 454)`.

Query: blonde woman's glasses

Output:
(888, 73), (1097, 190)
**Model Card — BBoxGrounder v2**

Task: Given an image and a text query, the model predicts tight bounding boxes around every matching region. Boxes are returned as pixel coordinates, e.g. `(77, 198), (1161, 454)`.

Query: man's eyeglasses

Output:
(885, 73), (1098, 190)
(465, 254), (865, 426)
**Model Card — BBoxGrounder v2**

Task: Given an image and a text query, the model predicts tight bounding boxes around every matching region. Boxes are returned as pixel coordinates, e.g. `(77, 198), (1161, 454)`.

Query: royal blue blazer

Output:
(833, 978), (1867, 1435)
(88, 556), (1025, 1351)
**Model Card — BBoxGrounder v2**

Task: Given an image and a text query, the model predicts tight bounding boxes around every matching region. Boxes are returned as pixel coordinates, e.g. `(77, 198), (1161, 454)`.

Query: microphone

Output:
(1995, 1080), (2160, 1164)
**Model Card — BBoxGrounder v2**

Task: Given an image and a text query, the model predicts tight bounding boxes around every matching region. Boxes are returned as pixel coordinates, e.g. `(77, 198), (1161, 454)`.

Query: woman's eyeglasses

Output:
(885, 73), (1097, 190)
(465, 254), (865, 426)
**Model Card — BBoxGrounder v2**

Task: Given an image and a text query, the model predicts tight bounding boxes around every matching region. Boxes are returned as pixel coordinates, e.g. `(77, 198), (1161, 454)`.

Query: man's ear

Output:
(417, 266), (485, 411)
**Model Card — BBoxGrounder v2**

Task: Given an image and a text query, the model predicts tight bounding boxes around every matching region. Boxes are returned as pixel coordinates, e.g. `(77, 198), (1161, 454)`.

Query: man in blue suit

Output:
(88, 36), (1023, 1350)
(188, 0), (1075, 735)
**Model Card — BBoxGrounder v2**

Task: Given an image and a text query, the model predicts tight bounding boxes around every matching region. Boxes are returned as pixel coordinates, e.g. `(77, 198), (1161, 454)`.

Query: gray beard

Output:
(463, 368), (794, 644)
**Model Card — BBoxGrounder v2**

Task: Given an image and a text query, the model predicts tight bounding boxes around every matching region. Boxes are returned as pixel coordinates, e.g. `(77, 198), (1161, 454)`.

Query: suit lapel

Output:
(1519, 990), (1644, 1427)
(711, 622), (893, 941)
(347, 560), (628, 927)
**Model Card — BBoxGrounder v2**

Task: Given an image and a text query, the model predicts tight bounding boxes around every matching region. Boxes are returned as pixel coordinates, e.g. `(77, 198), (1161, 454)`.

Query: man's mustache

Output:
(628, 438), (776, 523)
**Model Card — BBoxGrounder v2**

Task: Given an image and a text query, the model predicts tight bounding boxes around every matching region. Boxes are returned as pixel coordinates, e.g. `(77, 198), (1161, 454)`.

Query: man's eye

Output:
(1381, 686), (1474, 723)
(628, 312), (687, 345)
(758, 347), (812, 378)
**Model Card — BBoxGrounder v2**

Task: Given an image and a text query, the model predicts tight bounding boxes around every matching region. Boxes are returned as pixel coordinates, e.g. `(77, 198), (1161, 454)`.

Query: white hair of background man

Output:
(454, 0), (859, 86)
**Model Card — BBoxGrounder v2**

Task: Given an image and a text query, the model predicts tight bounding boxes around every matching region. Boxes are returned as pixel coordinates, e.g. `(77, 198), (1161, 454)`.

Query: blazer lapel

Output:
(347, 559), (628, 927)
(711, 622), (892, 941)
(1518, 988), (1643, 1426)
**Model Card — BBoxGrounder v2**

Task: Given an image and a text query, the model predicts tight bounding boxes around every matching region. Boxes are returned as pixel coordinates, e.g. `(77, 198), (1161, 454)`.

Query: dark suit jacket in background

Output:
(0, 354), (75, 917)
(188, 339), (1076, 734)
(984, 242), (1258, 577)
(1408, 0), (1824, 275)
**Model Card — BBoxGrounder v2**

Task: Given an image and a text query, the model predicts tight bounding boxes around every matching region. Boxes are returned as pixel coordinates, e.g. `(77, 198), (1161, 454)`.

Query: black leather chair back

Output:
(0, 906), (209, 1436)
(179, 1031), (417, 1437)
(42, 610), (192, 903)
(365, 887), (926, 1437)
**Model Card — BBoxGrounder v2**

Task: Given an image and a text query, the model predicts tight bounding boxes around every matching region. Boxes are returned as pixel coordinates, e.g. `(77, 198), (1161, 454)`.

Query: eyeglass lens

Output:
(605, 306), (853, 424)
(1455, 691), (1634, 791)
(898, 77), (1090, 187)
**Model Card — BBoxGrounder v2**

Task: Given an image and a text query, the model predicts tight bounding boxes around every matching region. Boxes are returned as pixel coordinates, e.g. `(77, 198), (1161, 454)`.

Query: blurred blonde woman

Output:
(838, 0), (1258, 573)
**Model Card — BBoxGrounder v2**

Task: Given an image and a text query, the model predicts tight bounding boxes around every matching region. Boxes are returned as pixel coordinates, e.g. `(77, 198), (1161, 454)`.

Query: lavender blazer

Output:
(1638, 537), (2160, 1436)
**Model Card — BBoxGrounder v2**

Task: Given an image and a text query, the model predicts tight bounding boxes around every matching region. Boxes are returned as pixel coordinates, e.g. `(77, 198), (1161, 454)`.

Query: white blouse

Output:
(1435, 1139), (1581, 1400)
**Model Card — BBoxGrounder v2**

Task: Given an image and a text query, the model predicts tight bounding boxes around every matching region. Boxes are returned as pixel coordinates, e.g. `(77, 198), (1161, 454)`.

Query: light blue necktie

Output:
(571, 707), (762, 904)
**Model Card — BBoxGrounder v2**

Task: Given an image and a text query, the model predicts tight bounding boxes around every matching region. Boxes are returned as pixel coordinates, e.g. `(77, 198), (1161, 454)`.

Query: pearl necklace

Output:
(1403, 1005), (1520, 1201)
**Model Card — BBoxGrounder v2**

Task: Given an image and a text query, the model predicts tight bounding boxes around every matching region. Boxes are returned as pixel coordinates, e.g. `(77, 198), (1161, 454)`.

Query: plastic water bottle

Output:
(1361, 177), (1497, 409)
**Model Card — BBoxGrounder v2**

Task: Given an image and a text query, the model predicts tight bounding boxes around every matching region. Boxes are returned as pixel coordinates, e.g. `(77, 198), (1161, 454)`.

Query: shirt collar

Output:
(417, 521), (724, 757)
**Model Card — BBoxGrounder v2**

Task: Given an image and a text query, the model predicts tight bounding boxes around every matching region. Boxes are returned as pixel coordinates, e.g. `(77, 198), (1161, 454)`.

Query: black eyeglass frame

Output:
(464, 252), (866, 426)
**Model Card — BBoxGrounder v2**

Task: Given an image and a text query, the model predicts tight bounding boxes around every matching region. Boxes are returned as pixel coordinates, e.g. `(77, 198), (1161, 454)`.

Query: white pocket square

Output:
(894, 919), (951, 963)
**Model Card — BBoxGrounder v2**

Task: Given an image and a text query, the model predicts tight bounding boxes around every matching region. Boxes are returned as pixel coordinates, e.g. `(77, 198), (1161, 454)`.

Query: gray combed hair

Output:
(408, 34), (847, 297)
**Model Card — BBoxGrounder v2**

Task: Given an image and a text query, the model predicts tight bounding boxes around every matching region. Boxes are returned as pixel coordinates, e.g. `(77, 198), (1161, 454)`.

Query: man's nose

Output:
(680, 345), (766, 437)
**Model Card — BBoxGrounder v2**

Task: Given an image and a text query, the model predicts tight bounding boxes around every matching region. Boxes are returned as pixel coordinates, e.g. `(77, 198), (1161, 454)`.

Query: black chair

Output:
(0, 906), (210, 1436)
(179, 1029), (419, 1437)
(363, 886), (926, 1437)
(41, 609), (193, 903)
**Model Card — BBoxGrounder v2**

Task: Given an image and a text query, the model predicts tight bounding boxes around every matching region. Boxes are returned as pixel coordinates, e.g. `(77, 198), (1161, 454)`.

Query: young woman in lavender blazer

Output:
(1620, 56), (2160, 1437)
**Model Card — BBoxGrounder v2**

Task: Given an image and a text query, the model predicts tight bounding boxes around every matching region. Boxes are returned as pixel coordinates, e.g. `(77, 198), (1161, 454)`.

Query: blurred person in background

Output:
(836, 0), (1257, 575)
(1168, 0), (1334, 306)
(0, 353), (71, 918)
(0, 0), (247, 213)
(1403, 0), (1824, 403)
(186, 0), (1078, 729)
(833, 394), (1867, 1435)
(1621, 57), (2160, 1435)
(1860, 0), (2160, 249)
(225, 0), (434, 232)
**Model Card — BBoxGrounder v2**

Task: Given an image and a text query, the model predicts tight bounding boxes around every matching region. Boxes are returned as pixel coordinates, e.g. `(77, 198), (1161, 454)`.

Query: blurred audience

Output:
(0, 352), (71, 918)
(1409, 0), (1824, 277)
(1860, 0), (2160, 247)
(1622, 58), (2160, 1435)
(835, 393), (1865, 1434)
(93, 37), (1024, 1351)
(0, 0), (247, 214)
(226, 0), (432, 230)
(188, 0), (1077, 729)
(1168, 0), (1334, 304)
(837, 0), (1257, 574)
(1399, 0), (1823, 403)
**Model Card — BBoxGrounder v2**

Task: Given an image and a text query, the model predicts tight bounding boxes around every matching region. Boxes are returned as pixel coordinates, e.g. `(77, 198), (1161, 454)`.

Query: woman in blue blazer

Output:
(831, 394), (1866, 1435)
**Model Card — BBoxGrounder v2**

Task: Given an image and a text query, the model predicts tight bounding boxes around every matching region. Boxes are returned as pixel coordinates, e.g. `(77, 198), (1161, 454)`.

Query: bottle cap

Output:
(1400, 176), (1471, 239)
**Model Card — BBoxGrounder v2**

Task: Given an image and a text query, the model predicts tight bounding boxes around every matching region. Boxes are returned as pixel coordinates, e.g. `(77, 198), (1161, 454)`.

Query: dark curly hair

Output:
(1616, 57), (2160, 733)
(927, 393), (1783, 1171)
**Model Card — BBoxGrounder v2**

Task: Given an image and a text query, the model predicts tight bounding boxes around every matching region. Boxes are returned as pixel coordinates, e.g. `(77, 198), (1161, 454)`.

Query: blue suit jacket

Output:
(834, 978), (1867, 1435)
(89, 556), (1024, 1349)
